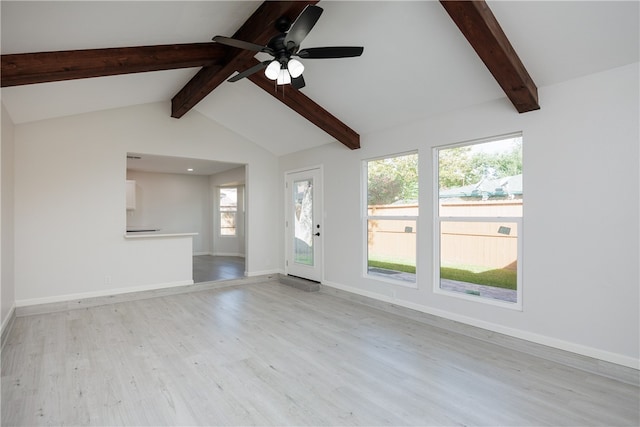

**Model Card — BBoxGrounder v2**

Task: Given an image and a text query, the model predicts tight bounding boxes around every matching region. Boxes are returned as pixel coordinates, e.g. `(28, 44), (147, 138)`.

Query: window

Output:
(219, 187), (238, 236)
(365, 152), (418, 285)
(435, 134), (523, 308)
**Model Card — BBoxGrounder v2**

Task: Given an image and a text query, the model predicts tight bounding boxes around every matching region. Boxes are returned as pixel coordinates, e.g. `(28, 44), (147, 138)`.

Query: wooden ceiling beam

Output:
(1, 43), (224, 87)
(245, 58), (360, 150)
(171, 1), (318, 118)
(439, 0), (540, 113)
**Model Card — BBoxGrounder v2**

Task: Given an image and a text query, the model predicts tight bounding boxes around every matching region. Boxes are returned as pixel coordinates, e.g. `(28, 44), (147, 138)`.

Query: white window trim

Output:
(362, 151), (419, 288)
(433, 134), (523, 310)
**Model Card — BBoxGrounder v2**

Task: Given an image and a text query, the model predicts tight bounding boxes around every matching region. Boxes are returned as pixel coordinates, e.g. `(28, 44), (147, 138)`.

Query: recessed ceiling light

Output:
(187, 168), (194, 172)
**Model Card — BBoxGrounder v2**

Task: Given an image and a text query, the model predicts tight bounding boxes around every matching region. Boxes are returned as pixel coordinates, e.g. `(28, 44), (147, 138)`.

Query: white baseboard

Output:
(322, 279), (639, 381)
(185, 252), (247, 257)
(15, 280), (193, 308)
(14, 276), (278, 317)
(1, 303), (16, 350)
(211, 252), (246, 258)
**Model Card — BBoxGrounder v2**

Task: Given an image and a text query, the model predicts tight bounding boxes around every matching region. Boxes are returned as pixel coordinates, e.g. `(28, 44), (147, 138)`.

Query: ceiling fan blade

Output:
(284, 5), (323, 50)
(296, 46), (364, 59)
(291, 75), (306, 90)
(213, 36), (273, 55)
(228, 60), (271, 82)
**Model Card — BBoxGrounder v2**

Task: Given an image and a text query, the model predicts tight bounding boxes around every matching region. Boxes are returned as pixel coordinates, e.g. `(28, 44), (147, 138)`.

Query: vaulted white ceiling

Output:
(2, 1), (638, 156)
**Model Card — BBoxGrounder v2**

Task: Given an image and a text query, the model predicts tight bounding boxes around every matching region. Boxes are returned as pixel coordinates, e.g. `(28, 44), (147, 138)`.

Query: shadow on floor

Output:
(193, 255), (245, 283)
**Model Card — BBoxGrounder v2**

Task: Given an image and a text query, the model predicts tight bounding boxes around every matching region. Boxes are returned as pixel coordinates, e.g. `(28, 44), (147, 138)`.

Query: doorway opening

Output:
(126, 153), (247, 284)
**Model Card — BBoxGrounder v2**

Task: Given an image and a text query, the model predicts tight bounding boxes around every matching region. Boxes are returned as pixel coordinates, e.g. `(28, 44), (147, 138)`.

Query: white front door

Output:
(285, 167), (323, 282)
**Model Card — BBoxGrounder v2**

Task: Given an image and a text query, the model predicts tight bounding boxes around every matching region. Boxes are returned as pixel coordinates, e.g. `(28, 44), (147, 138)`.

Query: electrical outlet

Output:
(104, 275), (112, 285)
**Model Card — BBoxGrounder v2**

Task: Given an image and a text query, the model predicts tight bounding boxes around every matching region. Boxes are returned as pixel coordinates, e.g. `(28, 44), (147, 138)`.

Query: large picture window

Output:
(435, 135), (523, 308)
(365, 152), (418, 285)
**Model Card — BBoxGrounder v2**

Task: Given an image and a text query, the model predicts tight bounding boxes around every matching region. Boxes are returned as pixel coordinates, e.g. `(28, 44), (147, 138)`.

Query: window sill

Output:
(434, 286), (522, 311)
(365, 270), (418, 288)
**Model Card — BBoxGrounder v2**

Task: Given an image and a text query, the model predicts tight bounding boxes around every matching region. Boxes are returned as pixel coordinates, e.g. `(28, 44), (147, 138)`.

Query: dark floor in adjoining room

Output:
(193, 255), (245, 283)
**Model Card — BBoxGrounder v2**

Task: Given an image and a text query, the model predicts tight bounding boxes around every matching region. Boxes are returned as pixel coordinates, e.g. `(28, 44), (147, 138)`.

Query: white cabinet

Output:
(126, 180), (136, 210)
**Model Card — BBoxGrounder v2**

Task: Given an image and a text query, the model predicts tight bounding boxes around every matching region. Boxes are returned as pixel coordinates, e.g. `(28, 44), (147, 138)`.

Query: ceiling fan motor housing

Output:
(268, 33), (295, 65)
(274, 16), (292, 33)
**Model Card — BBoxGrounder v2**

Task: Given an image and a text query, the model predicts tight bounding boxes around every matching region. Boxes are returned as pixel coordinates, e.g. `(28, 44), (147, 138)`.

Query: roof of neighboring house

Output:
(440, 174), (523, 199)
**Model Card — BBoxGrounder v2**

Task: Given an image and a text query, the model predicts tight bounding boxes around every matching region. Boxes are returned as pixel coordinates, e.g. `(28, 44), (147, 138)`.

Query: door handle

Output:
(314, 232), (320, 236)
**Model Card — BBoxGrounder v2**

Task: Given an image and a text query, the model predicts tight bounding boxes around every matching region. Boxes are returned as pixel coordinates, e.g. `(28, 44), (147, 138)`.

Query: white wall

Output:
(279, 63), (640, 368)
(14, 102), (279, 304)
(1, 102), (16, 328)
(210, 166), (246, 257)
(126, 170), (212, 254)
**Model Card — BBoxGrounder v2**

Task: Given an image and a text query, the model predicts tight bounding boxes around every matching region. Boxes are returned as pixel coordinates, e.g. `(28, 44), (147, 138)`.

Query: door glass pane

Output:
(294, 179), (314, 266)
(440, 221), (518, 303)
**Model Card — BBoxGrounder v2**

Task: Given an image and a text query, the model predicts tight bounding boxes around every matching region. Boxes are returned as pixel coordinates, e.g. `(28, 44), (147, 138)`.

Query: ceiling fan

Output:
(213, 5), (364, 90)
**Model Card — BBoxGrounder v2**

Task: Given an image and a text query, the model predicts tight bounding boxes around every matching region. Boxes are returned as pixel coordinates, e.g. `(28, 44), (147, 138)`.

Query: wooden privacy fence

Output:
(367, 217), (417, 262)
(368, 201), (521, 269)
(440, 220), (518, 270)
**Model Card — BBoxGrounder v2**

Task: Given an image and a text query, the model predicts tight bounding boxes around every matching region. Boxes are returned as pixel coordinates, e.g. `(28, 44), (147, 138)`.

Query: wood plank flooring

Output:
(2, 280), (639, 426)
(193, 255), (245, 283)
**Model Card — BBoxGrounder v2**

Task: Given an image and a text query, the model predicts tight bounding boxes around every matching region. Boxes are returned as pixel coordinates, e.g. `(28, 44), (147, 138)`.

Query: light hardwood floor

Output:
(2, 280), (639, 426)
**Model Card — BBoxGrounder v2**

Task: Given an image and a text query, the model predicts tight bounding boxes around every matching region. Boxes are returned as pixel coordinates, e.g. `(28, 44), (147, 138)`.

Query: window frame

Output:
(363, 151), (419, 288)
(218, 186), (238, 237)
(433, 134), (523, 310)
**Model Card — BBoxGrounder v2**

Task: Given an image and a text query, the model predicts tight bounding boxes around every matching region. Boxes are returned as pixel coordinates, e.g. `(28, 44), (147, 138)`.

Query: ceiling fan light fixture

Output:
(287, 59), (304, 78)
(265, 60), (280, 80)
(277, 68), (291, 85)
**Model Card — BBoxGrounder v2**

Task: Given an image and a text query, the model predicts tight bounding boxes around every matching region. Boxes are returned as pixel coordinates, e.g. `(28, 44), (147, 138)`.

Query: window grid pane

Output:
(219, 187), (238, 236)
(436, 136), (522, 307)
(439, 220), (518, 303)
(365, 152), (418, 283)
(367, 219), (416, 283)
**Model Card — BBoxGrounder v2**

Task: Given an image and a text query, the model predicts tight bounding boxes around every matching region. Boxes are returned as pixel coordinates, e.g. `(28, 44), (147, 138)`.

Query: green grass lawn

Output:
(368, 258), (516, 290)
(368, 259), (416, 274)
(441, 263), (516, 290)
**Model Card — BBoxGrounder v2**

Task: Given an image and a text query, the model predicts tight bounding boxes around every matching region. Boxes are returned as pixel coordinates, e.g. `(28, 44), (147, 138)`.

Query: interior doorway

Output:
(126, 153), (247, 283)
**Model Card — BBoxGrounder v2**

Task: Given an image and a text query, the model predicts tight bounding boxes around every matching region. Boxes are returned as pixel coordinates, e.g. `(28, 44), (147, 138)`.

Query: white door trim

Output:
(284, 165), (324, 282)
